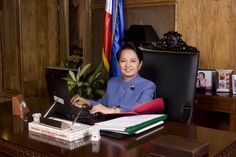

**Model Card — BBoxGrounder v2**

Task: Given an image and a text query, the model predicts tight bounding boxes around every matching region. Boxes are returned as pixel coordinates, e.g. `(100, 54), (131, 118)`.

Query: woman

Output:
(71, 43), (156, 114)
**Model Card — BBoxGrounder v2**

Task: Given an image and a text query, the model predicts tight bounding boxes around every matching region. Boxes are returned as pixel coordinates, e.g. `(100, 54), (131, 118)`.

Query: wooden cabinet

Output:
(194, 92), (236, 132)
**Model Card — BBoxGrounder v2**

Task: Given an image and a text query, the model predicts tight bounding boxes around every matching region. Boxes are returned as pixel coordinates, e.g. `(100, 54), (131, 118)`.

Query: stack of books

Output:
(28, 117), (91, 141)
(94, 114), (167, 135)
(29, 131), (91, 150)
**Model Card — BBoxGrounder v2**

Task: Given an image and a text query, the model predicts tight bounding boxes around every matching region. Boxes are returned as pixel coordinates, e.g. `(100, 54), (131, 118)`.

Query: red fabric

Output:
(102, 5), (112, 71)
(102, 12), (112, 61)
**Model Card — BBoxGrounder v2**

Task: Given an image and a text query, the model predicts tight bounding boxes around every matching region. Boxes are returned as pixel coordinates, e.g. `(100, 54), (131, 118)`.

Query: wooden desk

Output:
(195, 92), (236, 132)
(0, 97), (236, 157)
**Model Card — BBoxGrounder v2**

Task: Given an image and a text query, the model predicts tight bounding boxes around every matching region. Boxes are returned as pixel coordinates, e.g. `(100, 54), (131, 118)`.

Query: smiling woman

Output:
(116, 43), (143, 82)
(71, 42), (156, 114)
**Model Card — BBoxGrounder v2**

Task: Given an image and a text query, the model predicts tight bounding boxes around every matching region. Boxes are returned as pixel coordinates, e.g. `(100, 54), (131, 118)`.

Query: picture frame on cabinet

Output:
(216, 69), (233, 92)
(232, 75), (236, 94)
(196, 70), (215, 91)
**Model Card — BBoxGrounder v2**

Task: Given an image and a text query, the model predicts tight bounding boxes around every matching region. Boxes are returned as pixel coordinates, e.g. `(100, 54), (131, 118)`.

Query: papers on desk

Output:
(94, 114), (167, 134)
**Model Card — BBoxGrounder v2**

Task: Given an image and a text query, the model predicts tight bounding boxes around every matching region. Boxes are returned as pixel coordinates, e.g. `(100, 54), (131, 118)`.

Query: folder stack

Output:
(94, 114), (167, 135)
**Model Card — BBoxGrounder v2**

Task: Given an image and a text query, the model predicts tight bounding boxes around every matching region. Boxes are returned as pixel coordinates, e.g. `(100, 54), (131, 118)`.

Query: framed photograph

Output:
(216, 69), (233, 92)
(232, 75), (236, 94)
(196, 70), (215, 91)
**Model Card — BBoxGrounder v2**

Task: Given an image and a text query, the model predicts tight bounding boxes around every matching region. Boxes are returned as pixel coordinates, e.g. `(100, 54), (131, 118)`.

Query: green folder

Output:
(124, 114), (167, 134)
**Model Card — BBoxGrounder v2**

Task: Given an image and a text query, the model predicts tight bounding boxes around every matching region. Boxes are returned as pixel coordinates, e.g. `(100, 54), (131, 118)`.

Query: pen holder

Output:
(91, 126), (101, 142)
(12, 94), (29, 118)
(32, 113), (42, 123)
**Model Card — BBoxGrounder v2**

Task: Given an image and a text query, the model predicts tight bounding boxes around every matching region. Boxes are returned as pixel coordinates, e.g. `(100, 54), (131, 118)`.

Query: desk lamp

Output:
(123, 24), (159, 47)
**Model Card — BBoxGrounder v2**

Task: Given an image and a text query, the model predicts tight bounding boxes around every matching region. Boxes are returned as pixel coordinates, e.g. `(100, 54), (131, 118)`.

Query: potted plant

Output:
(64, 55), (83, 69)
(63, 63), (106, 100)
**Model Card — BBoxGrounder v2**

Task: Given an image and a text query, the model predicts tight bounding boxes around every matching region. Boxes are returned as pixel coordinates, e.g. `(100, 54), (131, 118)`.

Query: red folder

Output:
(132, 98), (165, 114)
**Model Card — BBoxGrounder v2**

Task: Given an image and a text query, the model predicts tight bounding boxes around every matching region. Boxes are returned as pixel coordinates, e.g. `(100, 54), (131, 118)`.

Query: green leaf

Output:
(62, 77), (70, 81)
(76, 81), (83, 87)
(67, 80), (76, 86)
(94, 73), (101, 79)
(95, 89), (105, 96)
(76, 66), (81, 81)
(98, 79), (105, 84)
(86, 87), (92, 96)
(94, 63), (102, 74)
(83, 82), (89, 86)
(69, 71), (76, 82)
(68, 84), (76, 91)
(79, 63), (91, 77)
(88, 73), (95, 83)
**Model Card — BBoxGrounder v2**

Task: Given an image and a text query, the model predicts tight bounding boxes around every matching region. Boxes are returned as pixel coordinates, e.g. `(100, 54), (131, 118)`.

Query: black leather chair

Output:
(139, 32), (199, 124)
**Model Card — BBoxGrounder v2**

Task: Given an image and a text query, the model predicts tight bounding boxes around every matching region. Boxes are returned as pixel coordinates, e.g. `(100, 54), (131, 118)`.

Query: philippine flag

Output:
(102, 0), (125, 78)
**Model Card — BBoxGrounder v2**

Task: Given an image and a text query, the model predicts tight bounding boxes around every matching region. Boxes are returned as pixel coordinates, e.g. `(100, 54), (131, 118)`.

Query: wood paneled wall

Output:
(1, 0), (59, 97)
(177, 0), (236, 72)
(20, 0), (59, 96)
(2, 0), (22, 94)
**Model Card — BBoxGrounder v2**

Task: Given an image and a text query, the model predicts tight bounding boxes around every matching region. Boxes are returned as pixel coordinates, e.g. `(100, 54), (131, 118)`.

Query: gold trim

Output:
(90, 0), (177, 10)
(90, 4), (104, 10)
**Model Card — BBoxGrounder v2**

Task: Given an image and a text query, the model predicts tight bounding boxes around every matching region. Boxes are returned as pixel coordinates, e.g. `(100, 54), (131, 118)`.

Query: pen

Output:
(43, 98), (58, 118)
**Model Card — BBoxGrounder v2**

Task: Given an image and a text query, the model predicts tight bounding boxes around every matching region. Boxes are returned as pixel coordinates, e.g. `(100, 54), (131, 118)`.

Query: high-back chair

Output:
(139, 32), (199, 124)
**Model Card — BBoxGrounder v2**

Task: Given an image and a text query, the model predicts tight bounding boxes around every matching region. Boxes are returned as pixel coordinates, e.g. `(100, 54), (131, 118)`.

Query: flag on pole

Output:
(102, 0), (125, 78)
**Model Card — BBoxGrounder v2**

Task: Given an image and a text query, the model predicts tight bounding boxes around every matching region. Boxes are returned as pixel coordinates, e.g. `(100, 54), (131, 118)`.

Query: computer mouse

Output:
(93, 112), (103, 117)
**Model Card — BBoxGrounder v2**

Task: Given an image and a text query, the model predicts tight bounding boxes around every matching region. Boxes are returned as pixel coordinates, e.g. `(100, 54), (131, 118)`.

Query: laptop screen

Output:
(45, 73), (79, 120)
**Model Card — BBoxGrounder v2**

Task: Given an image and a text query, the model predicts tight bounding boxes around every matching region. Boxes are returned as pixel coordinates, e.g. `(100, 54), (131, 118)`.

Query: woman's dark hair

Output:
(198, 72), (205, 78)
(116, 42), (143, 62)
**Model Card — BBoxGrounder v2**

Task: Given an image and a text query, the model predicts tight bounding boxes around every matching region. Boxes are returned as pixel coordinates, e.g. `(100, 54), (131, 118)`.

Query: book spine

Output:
(28, 122), (83, 141)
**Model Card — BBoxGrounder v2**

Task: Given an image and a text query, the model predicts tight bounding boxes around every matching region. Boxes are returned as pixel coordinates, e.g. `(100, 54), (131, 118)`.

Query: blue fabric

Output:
(109, 0), (125, 78)
(90, 75), (156, 112)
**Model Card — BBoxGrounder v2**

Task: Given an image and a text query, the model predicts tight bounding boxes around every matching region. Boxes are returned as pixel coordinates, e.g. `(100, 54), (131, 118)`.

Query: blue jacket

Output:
(90, 75), (156, 112)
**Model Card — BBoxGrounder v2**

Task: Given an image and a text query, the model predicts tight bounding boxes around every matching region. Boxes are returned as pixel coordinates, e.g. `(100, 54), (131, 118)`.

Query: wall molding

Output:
(90, 0), (177, 10)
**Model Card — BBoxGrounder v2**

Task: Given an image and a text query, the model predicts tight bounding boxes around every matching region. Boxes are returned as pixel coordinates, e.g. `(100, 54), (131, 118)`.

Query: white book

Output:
(28, 118), (91, 141)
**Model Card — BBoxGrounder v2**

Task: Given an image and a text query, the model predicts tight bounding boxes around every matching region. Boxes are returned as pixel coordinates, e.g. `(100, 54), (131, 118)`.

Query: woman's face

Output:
(199, 73), (204, 80)
(118, 49), (142, 81)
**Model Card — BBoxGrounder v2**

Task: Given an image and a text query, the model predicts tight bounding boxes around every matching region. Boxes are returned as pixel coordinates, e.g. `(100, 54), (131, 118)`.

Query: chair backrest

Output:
(139, 32), (199, 124)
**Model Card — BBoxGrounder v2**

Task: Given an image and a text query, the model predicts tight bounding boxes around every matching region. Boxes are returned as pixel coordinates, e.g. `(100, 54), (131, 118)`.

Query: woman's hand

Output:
(90, 104), (120, 114)
(71, 95), (90, 108)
